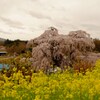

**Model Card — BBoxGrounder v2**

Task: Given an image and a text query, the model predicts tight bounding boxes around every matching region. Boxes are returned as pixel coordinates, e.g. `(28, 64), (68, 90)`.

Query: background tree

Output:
(4, 39), (27, 55)
(94, 38), (100, 52)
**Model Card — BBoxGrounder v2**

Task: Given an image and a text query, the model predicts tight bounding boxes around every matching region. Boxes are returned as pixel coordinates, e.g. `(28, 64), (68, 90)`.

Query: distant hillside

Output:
(0, 38), (6, 42)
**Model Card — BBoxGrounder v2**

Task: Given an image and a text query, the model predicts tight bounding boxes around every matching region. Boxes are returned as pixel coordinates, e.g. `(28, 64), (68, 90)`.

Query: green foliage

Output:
(94, 38), (100, 52)
(0, 56), (33, 77)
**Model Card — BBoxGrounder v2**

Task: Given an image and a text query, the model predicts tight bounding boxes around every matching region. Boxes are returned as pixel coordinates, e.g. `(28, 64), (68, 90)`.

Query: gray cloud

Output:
(26, 10), (51, 20)
(0, 0), (100, 40)
(81, 24), (100, 31)
(0, 16), (24, 29)
(0, 29), (12, 34)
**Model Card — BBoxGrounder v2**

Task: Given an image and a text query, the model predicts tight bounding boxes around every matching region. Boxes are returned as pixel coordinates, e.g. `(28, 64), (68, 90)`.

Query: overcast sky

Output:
(0, 0), (100, 40)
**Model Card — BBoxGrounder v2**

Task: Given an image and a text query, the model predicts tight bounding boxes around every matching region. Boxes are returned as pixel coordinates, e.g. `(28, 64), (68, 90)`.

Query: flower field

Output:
(0, 60), (100, 100)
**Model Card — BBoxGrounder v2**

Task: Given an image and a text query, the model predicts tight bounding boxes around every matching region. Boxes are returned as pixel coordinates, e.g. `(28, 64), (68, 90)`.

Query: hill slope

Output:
(0, 38), (6, 42)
